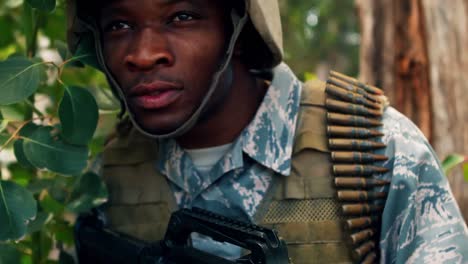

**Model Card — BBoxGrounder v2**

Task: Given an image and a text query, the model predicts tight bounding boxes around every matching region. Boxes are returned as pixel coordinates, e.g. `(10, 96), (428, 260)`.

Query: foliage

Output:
(0, 180), (36, 241)
(442, 154), (468, 182)
(279, 0), (360, 78)
(0, 57), (43, 105)
(0, 0), (116, 263)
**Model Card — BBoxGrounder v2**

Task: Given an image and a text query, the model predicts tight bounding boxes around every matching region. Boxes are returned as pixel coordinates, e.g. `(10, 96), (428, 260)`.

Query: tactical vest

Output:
(101, 72), (390, 264)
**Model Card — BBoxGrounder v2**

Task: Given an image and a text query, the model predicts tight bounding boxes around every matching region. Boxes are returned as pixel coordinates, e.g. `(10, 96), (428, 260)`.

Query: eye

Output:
(171, 12), (196, 23)
(105, 21), (132, 32)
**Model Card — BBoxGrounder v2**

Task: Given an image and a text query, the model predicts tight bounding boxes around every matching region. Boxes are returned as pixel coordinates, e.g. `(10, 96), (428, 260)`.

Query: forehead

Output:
(99, 0), (221, 11)
(94, 0), (232, 21)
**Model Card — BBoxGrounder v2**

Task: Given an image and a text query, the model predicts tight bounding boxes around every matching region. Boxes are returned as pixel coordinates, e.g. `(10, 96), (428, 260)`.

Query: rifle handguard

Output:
(75, 207), (290, 264)
(163, 207), (290, 264)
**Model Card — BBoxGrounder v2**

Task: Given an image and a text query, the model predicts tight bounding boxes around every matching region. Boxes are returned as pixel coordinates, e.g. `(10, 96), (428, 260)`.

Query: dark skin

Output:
(99, 0), (267, 149)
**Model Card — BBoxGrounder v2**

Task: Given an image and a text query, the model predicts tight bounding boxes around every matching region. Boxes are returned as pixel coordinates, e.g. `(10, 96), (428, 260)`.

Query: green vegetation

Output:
(280, 0), (360, 78)
(442, 154), (468, 182)
(0, 1), (115, 262)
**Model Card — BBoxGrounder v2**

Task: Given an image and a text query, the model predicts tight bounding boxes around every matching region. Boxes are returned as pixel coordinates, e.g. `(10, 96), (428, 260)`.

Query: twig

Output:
(0, 121), (31, 152)
(59, 54), (92, 68)
(24, 100), (44, 118)
(56, 54), (92, 85)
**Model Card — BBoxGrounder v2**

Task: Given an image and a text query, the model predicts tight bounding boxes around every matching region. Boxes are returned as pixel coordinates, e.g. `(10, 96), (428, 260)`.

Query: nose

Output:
(124, 28), (174, 71)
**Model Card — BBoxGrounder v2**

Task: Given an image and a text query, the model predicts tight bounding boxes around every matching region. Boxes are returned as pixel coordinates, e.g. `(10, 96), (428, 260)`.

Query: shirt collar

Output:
(158, 63), (302, 179)
(240, 63), (302, 176)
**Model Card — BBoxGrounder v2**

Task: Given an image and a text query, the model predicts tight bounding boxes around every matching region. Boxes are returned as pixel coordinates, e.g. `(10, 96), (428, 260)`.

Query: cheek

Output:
(101, 37), (129, 73)
(171, 32), (226, 83)
(176, 42), (222, 72)
(172, 27), (227, 65)
(101, 40), (136, 96)
(183, 33), (227, 102)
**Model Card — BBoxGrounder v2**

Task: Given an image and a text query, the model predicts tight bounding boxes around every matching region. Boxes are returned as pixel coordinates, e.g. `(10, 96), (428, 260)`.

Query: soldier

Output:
(67, 0), (468, 263)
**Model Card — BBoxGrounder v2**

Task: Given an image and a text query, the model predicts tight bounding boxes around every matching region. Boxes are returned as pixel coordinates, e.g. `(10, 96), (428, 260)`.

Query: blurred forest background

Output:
(0, 0), (467, 263)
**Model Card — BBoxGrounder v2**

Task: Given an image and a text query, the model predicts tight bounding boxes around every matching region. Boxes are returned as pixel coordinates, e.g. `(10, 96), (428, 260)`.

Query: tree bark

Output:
(356, 0), (468, 220)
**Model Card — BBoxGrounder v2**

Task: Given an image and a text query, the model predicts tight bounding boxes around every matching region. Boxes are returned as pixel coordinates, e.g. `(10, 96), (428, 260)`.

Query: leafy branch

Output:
(0, 3), (107, 263)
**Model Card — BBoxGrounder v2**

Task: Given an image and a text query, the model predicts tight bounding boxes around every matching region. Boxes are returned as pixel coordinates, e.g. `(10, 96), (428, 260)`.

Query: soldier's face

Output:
(99, 0), (229, 134)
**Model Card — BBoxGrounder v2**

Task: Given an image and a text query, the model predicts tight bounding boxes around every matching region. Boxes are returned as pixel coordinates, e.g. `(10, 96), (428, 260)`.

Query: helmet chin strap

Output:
(195, 62), (235, 125)
(93, 8), (248, 139)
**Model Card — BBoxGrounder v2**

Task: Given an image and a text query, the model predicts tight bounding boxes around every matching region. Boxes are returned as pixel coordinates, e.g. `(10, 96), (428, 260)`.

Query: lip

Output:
(128, 81), (183, 110)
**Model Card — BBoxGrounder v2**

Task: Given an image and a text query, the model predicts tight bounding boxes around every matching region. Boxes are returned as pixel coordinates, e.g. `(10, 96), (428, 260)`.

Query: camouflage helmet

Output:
(66, 0), (284, 138)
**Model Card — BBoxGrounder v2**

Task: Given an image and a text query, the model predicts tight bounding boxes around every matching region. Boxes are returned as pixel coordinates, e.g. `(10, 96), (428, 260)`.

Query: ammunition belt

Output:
(325, 71), (390, 264)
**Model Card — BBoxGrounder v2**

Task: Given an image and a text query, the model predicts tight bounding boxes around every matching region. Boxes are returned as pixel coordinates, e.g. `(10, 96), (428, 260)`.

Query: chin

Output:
(135, 121), (176, 135)
(127, 104), (194, 136)
(130, 115), (184, 136)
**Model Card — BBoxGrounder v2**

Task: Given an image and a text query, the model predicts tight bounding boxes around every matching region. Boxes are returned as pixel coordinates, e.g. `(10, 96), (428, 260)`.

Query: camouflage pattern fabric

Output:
(155, 63), (468, 261)
(379, 108), (468, 263)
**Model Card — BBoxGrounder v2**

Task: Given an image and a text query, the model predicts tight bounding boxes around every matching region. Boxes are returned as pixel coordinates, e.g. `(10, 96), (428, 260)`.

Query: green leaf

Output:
(26, 211), (51, 233)
(25, 0), (56, 12)
(13, 123), (39, 169)
(89, 136), (105, 159)
(50, 220), (74, 246)
(0, 121), (7, 133)
(27, 179), (54, 194)
(67, 172), (108, 213)
(0, 103), (30, 122)
(47, 176), (74, 203)
(0, 18), (15, 48)
(0, 57), (42, 105)
(463, 163), (468, 182)
(43, 7), (67, 41)
(87, 86), (120, 111)
(18, 123), (40, 142)
(72, 34), (101, 69)
(39, 192), (64, 214)
(55, 40), (70, 62)
(21, 255), (32, 264)
(0, 134), (9, 146)
(0, 180), (37, 241)
(22, 126), (88, 175)
(8, 163), (34, 187)
(0, 111), (7, 133)
(0, 45), (17, 61)
(0, 244), (21, 264)
(14, 140), (34, 168)
(59, 86), (99, 146)
(442, 154), (465, 175)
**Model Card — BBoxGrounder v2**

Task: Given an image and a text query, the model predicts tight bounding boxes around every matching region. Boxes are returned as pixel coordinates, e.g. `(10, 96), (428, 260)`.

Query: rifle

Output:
(75, 207), (290, 264)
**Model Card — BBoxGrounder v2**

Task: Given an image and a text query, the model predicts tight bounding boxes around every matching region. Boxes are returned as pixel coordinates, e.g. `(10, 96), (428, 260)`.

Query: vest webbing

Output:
(101, 72), (390, 264)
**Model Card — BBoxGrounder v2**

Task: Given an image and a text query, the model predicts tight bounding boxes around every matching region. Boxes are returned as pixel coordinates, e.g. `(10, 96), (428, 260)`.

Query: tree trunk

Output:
(356, 0), (468, 220)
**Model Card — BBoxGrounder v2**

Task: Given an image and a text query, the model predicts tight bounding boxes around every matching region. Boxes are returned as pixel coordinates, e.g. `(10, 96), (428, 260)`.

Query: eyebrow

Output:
(102, 0), (201, 9)
(160, 0), (184, 3)
(160, 0), (203, 5)
(101, 0), (208, 18)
